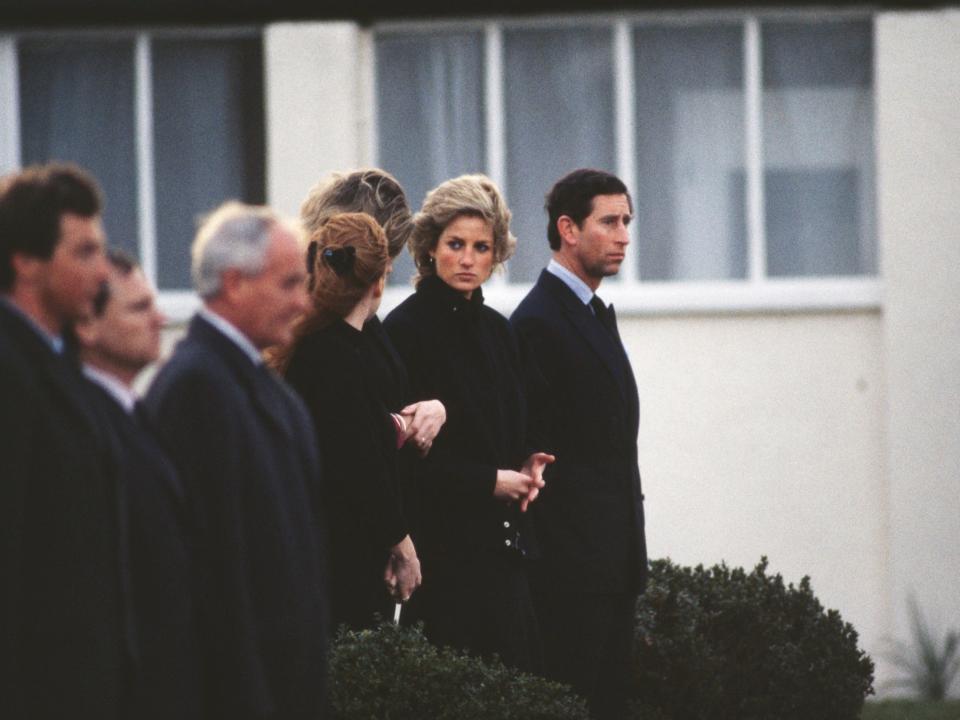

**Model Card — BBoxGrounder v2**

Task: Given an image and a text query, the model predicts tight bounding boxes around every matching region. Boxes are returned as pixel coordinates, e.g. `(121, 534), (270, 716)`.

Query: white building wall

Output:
(248, 9), (960, 696)
(264, 23), (366, 219)
(875, 8), (960, 685)
(622, 311), (890, 682)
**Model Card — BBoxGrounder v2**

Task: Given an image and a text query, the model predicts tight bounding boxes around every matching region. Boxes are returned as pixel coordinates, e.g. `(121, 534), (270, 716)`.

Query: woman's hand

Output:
(384, 534), (422, 603)
(494, 467), (547, 512)
(519, 452), (555, 511)
(400, 399), (446, 456)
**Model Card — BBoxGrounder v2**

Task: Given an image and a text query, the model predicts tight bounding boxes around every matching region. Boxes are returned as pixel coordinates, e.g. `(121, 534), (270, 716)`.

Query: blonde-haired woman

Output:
(383, 174), (553, 672)
(271, 212), (422, 630)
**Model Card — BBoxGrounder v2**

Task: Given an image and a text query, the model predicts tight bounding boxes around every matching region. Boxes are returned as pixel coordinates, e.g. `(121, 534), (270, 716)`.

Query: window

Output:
(373, 13), (879, 311)
(1, 29), (265, 301)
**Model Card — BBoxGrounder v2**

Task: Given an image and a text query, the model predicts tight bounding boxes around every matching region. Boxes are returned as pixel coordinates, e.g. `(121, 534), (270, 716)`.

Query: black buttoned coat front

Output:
(383, 275), (545, 671)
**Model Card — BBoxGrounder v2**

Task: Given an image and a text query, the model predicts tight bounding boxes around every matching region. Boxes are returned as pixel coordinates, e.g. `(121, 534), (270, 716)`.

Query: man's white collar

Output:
(546, 258), (594, 306)
(83, 364), (137, 414)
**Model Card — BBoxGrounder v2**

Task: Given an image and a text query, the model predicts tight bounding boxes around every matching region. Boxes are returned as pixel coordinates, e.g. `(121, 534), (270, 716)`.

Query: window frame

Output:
(370, 9), (882, 317)
(0, 25), (263, 322)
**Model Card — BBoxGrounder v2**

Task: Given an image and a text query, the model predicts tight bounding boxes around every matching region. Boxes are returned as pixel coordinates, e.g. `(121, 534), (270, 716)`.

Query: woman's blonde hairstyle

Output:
(300, 168), (412, 260)
(266, 212), (388, 373)
(408, 174), (516, 284)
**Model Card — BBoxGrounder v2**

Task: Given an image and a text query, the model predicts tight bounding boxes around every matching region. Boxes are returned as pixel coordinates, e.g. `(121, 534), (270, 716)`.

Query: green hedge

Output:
(328, 621), (589, 720)
(631, 558), (875, 720)
(326, 558), (876, 719)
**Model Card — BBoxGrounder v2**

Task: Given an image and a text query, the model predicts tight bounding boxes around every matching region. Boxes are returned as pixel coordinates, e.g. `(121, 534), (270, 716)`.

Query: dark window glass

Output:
(19, 39), (139, 259)
(152, 36), (265, 290)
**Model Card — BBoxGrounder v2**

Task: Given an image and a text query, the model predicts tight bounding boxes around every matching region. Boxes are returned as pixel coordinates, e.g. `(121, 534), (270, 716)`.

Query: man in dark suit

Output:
(145, 201), (329, 720)
(74, 250), (203, 720)
(511, 168), (647, 719)
(0, 163), (130, 719)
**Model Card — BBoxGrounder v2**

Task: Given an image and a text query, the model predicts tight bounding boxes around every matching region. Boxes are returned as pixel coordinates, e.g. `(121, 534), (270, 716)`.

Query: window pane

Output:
(19, 39), (139, 259)
(762, 20), (875, 277)
(152, 36), (265, 290)
(633, 24), (745, 281)
(504, 27), (616, 283)
(376, 31), (486, 287)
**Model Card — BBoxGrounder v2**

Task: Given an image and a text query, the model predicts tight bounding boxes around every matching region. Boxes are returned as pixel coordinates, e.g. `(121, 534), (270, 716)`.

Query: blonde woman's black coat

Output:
(383, 275), (545, 673)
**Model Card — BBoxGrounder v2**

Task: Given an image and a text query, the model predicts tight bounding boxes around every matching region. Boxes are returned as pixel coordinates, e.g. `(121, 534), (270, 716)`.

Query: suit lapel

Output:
(538, 271), (634, 408)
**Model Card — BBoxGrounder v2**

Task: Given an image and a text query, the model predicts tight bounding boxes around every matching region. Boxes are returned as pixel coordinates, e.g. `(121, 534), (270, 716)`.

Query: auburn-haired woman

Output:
(269, 212), (422, 629)
(383, 174), (553, 672)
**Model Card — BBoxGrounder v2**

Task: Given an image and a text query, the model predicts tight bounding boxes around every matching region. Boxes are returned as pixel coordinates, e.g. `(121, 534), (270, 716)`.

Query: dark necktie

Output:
(590, 294), (618, 337)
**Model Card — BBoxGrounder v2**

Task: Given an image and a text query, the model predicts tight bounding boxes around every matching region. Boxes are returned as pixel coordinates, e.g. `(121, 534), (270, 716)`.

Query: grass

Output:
(861, 699), (960, 720)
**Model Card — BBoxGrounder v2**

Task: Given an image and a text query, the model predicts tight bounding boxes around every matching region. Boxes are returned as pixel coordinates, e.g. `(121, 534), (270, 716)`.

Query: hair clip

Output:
(322, 246), (356, 276)
(306, 241), (319, 275)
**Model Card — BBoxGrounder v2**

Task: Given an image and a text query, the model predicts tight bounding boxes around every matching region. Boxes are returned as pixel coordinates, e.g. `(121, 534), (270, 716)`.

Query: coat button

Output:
(504, 539), (512, 547)
(503, 521), (510, 528)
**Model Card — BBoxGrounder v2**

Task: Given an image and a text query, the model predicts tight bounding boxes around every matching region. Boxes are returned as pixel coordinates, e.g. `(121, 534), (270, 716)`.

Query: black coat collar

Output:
(416, 274), (485, 319)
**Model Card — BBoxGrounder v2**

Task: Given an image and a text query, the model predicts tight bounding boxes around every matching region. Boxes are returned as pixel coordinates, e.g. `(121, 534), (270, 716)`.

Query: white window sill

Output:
(159, 277), (881, 327)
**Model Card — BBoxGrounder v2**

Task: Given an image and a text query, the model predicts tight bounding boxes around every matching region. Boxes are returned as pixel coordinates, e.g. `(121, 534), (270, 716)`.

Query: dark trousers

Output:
(533, 587), (636, 720)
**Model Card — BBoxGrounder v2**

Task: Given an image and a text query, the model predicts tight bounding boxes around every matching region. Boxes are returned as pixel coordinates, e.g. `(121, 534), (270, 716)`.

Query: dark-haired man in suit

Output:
(0, 163), (128, 718)
(511, 168), (648, 720)
(145, 201), (329, 720)
(75, 249), (202, 720)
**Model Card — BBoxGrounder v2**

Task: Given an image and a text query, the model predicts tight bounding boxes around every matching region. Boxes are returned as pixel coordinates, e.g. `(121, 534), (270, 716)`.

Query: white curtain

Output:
(762, 20), (875, 277)
(503, 27), (616, 283)
(374, 18), (876, 285)
(634, 24), (746, 281)
(376, 31), (486, 287)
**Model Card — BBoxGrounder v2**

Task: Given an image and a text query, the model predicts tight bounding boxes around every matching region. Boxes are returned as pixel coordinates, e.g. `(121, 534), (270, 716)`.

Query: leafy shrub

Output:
(631, 557), (875, 720)
(328, 621), (589, 720)
(885, 597), (960, 700)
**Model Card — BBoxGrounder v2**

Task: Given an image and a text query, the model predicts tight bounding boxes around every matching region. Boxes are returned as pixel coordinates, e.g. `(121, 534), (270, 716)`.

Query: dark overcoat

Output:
(0, 301), (130, 719)
(83, 380), (203, 720)
(284, 319), (408, 630)
(510, 270), (647, 594)
(144, 314), (329, 720)
(383, 275), (544, 672)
